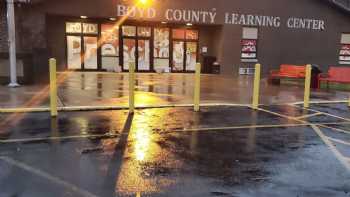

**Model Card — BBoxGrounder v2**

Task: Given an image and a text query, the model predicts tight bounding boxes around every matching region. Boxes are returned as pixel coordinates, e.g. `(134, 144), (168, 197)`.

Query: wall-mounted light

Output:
(80, 16), (88, 19)
(137, 0), (153, 7)
(186, 23), (193, 26)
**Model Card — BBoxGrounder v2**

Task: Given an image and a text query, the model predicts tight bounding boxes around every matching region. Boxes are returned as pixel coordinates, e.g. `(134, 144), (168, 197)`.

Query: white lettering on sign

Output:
(287, 17), (325, 30)
(225, 13), (281, 28)
(165, 8), (217, 23)
(116, 4), (326, 31)
(117, 4), (156, 19)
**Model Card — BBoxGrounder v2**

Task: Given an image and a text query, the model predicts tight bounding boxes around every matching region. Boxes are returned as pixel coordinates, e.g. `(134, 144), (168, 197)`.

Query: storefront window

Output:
(241, 27), (258, 62)
(154, 28), (170, 58)
(172, 29), (185, 39)
(66, 22), (98, 70)
(137, 27), (151, 37)
(101, 24), (120, 71)
(185, 30), (199, 40)
(122, 26), (136, 37)
(339, 33), (350, 65)
(67, 36), (82, 69)
(154, 28), (170, 71)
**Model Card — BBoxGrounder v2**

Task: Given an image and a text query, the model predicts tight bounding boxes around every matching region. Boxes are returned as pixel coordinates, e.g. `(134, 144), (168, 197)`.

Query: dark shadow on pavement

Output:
(100, 112), (134, 197)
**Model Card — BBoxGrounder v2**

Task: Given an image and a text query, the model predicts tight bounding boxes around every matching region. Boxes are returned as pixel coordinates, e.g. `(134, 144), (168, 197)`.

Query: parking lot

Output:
(0, 101), (349, 197)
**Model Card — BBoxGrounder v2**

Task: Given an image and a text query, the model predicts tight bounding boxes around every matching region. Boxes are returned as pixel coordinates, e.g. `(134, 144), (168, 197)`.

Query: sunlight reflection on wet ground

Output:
(0, 104), (349, 196)
(1, 72), (350, 108)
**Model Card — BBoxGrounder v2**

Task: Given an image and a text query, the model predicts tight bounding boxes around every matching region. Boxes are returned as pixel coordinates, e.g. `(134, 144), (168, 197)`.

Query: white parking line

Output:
(289, 100), (348, 105)
(295, 112), (323, 120)
(310, 125), (350, 171)
(256, 106), (350, 171)
(328, 137), (350, 146)
(292, 104), (350, 122)
(176, 123), (310, 133)
(318, 124), (350, 135)
(0, 133), (119, 143)
(0, 156), (99, 197)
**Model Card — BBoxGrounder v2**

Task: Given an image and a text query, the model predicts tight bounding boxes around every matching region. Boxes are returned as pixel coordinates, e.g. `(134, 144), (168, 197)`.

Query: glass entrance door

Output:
(83, 36), (98, 69)
(138, 39), (151, 71)
(185, 42), (197, 71)
(171, 29), (198, 72)
(123, 38), (136, 71)
(172, 41), (185, 71)
(67, 36), (82, 69)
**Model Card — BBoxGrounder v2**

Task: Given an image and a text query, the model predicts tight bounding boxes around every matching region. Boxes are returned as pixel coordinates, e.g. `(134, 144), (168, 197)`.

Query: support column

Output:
(7, 0), (20, 87)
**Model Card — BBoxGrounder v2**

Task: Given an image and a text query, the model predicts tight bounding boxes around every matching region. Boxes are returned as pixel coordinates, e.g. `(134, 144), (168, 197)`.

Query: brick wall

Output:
(0, 3), (8, 52)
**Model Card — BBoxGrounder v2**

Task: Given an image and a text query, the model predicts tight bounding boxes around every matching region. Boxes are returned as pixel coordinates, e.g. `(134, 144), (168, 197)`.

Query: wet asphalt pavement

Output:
(0, 104), (350, 197)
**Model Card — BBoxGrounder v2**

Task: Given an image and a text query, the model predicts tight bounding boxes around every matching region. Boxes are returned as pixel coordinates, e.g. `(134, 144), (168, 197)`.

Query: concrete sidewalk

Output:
(0, 72), (349, 108)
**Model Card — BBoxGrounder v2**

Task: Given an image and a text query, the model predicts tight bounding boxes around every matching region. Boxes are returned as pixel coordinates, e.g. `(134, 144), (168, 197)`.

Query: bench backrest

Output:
(328, 67), (350, 81)
(279, 64), (306, 77)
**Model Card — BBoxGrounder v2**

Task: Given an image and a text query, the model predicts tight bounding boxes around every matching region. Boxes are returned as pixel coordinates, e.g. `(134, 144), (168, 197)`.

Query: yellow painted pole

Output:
(304, 64), (312, 108)
(194, 63), (201, 112)
(129, 62), (135, 113)
(252, 63), (261, 109)
(49, 58), (58, 117)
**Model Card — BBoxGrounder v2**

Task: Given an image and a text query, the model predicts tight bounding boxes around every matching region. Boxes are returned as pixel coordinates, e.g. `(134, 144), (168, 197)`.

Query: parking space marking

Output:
(310, 125), (350, 171)
(289, 100), (348, 105)
(256, 106), (350, 171)
(318, 124), (350, 135)
(295, 112), (323, 120)
(254, 107), (307, 123)
(0, 133), (120, 144)
(292, 104), (350, 122)
(0, 156), (99, 197)
(176, 123), (310, 133)
(328, 137), (350, 146)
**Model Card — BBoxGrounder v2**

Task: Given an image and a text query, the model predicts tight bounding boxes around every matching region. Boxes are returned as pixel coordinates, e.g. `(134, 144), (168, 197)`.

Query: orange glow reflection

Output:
(116, 109), (178, 194)
(134, 128), (151, 161)
(0, 2), (145, 135)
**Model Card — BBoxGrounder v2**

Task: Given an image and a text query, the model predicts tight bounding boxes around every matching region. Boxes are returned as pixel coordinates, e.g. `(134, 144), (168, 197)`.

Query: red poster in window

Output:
(241, 40), (256, 46)
(341, 45), (350, 50)
(242, 46), (256, 52)
(172, 29), (185, 39)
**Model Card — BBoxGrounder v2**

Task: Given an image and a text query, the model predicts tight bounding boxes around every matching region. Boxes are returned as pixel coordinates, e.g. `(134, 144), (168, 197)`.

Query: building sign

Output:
(165, 9), (217, 24)
(117, 4), (326, 31)
(224, 13), (325, 30)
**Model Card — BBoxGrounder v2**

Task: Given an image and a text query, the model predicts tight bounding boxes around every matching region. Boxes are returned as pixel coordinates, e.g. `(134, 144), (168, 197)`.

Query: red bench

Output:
(268, 64), (306, 84)
(318, 67), (350, 88)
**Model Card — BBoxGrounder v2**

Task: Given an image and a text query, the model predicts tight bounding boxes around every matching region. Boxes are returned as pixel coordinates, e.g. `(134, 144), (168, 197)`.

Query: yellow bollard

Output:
(304, 64), (312, 108)
(49, 58), (58, 117)
(194, 63), (201, 112)
(252, 63), (261, 110)
(129, 62), (135, 113)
